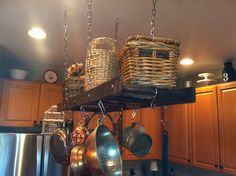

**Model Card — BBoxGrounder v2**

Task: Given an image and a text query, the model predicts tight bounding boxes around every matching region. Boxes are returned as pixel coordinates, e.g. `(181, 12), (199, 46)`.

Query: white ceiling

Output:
(0, 0), (236, 78)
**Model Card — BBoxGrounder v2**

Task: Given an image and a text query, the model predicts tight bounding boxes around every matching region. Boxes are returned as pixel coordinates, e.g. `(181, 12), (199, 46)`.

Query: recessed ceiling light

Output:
(28, 27), (47, 39)
(180, 58), (194, 65)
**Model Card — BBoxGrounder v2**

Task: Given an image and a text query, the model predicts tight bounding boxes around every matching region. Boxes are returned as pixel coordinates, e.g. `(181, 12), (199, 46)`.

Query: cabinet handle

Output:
(188, 159), (191, 163)
(220, 165), (224, 169)
(214, 164), (218, 168)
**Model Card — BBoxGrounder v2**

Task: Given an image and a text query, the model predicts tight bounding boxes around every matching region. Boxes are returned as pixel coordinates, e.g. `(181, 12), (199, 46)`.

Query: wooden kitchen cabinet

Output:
(191, 86), (220, 171)
(0, 79), (65, 127)
(122, 108), (161, 160)
(166, 104), (192, 165)
(38, 83), (63, 122)
(0, 80), (40, 126)
(167, 82), (236, 175)
(217, 82), (236, 175)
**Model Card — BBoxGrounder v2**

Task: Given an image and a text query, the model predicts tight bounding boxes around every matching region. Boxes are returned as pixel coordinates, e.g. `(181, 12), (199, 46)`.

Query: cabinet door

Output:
(122, 108), (161, 160)
(166, 104), (191, 164)
(191, 86), (220, 171)
(0, 80), (40, 126)
(217, 82), (236, 175)
(38, 84), (63, 122)
(142, 108), (162, 160)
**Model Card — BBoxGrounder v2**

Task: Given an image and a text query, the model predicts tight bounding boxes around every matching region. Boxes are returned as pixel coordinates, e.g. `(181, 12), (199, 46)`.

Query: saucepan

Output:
(70, 118), (90, 175)
(121, 110), (152, 157)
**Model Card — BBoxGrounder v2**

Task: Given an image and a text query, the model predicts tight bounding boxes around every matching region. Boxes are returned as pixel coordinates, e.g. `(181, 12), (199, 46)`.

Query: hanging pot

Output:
(122, 122), (152, 157)
(49, 120), (73, 165)
(70, 146), (90, 176)
(71, 121), (89, 146)
(83, 125), (122, 176)
(49, 128), (70, 165)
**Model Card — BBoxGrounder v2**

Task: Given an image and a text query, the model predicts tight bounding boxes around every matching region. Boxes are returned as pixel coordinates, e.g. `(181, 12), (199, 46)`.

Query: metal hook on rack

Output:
(131, 109), (138, 122)
(80, 106), (89, 121)
(98, 100), (106, 115)
(160, 106), (167, 129)
(98, 100), (106, 124)
(150, 88), (158, 108)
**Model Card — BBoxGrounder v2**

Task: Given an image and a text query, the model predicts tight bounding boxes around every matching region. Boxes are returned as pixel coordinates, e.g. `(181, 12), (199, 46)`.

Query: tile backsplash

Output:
(123, 160), (230, 176)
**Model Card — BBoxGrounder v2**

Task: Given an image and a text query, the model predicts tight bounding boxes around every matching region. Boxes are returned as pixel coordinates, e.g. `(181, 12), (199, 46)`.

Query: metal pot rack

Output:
(58, 77), (195, 112)
(58, 77), (195, 176)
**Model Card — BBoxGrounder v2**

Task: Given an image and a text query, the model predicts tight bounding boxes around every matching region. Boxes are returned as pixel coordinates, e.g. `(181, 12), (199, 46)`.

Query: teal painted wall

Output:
(0, 46), (65, 83)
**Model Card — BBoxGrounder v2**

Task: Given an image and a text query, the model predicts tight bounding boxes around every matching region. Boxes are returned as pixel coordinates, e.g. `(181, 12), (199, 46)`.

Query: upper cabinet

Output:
(122, 108), (161, 160)
(0, 80), (40, 126)
(191, 86), (220, 171)
(166, 104), (191, 165)
(38, 83), (63, 122)
(164, 82), (236, 175)
(0, 79), (63, 127)
(217, 82), (236, 175)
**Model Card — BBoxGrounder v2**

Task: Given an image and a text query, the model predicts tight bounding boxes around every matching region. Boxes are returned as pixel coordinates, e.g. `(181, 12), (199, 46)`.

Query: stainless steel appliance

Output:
(0, 133), (71, 176)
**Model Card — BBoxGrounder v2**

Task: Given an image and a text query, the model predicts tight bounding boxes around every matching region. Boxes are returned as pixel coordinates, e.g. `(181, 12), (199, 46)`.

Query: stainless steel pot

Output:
(83, 125), (122, 176)
(122, 122), (152, 157)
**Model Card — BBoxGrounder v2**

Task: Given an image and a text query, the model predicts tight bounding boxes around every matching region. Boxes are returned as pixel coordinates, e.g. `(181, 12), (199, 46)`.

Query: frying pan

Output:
(49, 120), (73, 165)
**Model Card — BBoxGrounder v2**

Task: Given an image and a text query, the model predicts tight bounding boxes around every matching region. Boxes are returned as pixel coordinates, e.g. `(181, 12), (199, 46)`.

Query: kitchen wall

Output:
(123, 160), (230, 176)
(0, 44), (2, 65)
(177, 60), (236, 88)
(0, 46), (65, 83)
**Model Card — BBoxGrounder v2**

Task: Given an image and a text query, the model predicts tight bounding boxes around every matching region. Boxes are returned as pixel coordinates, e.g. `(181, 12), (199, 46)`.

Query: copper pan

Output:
(70, 146), (90, 176)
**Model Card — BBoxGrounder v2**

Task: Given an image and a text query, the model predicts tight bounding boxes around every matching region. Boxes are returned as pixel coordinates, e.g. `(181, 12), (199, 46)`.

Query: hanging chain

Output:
(63, 5), (69, 101)
(114, 17), (119, 41)
(86, 0), (93, 90)
(87, 0), (92, 43)
(150, 0), (157, 37)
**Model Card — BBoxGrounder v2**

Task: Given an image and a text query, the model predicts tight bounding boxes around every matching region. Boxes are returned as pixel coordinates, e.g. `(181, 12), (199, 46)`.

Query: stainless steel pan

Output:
(83, 124), (122, 176)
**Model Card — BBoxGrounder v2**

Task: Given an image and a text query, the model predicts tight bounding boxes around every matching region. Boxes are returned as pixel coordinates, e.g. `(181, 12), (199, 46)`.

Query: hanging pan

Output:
(83, 110), (122, 176)
(121, 110), (152, 157)
(83, 123), (122, 176)
(49, 120), (73, 165)
(70, 146), (90, 176)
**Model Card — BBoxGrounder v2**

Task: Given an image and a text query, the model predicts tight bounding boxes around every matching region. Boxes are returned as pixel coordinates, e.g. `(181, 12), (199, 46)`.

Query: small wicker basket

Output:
(85, 37), (119, 91)
(120, 35), (180, 88)
(66, 76), (85, 98)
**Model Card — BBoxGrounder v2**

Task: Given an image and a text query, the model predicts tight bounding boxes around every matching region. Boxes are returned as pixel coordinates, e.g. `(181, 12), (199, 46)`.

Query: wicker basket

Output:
(65, 76), (85, 98)
(85, 37), (119, 91)
(120, 35), (180, 88)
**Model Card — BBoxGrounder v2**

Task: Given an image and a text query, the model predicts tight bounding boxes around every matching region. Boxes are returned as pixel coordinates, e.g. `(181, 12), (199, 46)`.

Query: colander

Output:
(83, 125), (122, 176)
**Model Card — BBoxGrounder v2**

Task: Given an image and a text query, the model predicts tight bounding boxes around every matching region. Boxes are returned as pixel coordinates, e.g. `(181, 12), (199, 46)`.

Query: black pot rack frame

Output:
(58, 77), (195, 176)
(58, 77), (195, 112)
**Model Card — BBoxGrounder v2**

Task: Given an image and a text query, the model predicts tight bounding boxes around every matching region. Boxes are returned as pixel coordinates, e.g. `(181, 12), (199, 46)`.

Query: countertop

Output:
(0, 126), (41, 133)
